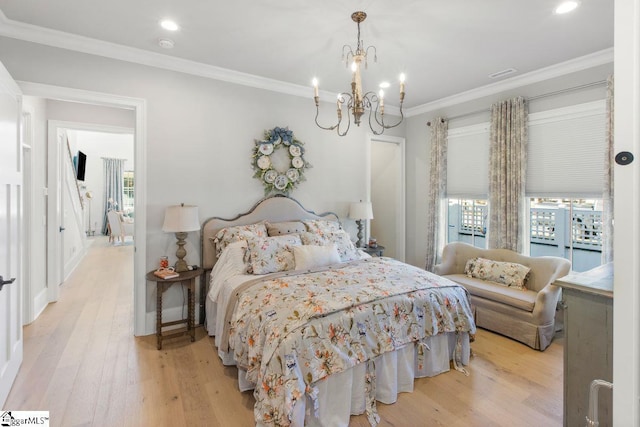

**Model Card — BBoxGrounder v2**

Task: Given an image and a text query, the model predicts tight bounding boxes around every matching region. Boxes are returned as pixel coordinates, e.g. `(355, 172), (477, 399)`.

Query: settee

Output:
(435, 242), (571, 350)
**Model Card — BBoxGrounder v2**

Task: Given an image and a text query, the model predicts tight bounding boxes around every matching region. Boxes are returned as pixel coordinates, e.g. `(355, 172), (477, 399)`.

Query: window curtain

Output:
(102, 158), (125, 235)
(425, 118), (448, 272)
(602, 75), (614, 263)
(488, 97), (528, 252)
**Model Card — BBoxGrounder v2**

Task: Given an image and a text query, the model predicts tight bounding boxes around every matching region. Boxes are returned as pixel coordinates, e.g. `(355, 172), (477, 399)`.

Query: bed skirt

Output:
(207, 298), (470, 426)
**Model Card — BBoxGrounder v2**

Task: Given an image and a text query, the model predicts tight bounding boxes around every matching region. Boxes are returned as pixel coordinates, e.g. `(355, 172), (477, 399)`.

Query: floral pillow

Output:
(464, 258), (478, 278)
(300, 230), (359, 262)
(302, 219), (342, 236)
(470, 257), (530, 290)
(212, 222), (268, 258)
(247, 234), (302, 275)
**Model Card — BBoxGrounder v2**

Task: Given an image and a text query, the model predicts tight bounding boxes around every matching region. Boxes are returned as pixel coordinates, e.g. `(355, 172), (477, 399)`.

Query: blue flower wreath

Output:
(252, 127), (310, 196)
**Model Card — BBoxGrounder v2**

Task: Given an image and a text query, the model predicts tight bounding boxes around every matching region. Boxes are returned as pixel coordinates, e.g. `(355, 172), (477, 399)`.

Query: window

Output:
(446, 123), (490, 249)
(526, 100), (606, 272)
(123, 170), (134, 212)
(448, 199), (488, 248)
(529, 198), (602, 272)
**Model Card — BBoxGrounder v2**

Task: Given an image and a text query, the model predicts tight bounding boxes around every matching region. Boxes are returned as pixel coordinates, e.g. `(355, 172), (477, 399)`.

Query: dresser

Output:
(555, 263), (613, 427)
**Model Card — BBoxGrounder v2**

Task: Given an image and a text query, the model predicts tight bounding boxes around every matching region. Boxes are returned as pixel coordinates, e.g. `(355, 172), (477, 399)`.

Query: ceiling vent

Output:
(488, 68), (517, 79)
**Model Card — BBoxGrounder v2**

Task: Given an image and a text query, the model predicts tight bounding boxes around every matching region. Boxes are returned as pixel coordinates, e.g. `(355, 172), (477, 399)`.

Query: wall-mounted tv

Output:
(76, 151), (87, 181)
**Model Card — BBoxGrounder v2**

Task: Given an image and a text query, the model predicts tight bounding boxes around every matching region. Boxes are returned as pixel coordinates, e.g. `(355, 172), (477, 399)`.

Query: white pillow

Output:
(293, 244), (341, 270)
(208, 240), (249, 302)
(300, 230), (360, 262)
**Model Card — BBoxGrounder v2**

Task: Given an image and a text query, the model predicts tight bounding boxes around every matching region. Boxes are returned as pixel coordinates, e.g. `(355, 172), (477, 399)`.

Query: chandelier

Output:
(312, 11), (405, 136)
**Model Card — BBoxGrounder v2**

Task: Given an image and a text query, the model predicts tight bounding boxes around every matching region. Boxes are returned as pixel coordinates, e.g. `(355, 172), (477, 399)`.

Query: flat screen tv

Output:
(76, 151), (87, 181)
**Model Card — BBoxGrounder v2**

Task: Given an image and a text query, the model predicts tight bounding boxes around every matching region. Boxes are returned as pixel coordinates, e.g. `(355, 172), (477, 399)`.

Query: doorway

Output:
(367, 135), (406, 261)
(19, 82), (147, 336)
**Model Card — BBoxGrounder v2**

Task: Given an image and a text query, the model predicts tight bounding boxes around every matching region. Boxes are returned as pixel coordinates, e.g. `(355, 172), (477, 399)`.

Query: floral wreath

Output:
(252, 127), (310, 195)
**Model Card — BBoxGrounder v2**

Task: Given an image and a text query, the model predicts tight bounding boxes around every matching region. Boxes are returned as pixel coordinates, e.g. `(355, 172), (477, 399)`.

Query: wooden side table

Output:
(146, 268), (203, 350)
(362, 245), (385, 257)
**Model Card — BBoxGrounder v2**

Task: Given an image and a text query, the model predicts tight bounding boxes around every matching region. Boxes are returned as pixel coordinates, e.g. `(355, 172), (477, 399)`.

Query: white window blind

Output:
(527, 100), (606, 197)
(446, 123), (490, 197)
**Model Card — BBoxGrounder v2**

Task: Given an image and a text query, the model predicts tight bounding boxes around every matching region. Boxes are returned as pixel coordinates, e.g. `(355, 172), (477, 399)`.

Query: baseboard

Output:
(33, 288), (49, 321)
(63, 246), (87, 281)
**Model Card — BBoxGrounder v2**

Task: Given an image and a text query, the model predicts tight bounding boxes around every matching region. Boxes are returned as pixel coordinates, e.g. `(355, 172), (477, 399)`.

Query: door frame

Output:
(19, 81), (148, 336)
(365, 134), (406, 262)
(20, 110), (33, 324)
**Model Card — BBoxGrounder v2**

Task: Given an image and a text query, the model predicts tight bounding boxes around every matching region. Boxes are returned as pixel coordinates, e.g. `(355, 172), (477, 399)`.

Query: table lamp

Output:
(348, 201), (374, 248)
(162, 203), (200, 272)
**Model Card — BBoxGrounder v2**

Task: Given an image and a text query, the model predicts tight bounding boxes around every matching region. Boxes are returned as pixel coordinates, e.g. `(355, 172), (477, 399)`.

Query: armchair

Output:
(107, 210), (134, 244)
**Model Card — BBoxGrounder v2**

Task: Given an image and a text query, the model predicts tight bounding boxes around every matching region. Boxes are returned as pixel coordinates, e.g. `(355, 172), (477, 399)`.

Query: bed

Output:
(201, 195), (476, 426)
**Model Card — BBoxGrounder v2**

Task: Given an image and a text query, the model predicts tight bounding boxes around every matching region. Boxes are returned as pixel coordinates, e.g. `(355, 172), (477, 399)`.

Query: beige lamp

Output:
(348, 201), (374, 248)
(162, 203), (200, 272)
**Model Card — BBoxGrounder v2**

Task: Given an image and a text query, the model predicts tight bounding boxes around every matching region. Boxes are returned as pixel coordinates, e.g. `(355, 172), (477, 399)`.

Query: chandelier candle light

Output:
(313, 11), (405, 136)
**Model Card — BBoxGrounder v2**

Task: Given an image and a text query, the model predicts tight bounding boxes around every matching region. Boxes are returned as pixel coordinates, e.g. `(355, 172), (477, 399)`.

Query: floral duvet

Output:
(223, 257), (476, 426)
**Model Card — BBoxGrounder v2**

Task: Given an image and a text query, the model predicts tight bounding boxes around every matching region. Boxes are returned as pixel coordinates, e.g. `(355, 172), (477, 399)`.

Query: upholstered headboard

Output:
(200, 195), (339, 271)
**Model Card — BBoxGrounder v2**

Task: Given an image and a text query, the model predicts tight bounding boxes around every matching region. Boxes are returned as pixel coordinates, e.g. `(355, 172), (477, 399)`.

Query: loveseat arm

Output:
(532, 283), (562, 324)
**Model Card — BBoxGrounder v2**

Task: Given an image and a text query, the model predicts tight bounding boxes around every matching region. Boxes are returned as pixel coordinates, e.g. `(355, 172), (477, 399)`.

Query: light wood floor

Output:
(4, 237), (563, 426)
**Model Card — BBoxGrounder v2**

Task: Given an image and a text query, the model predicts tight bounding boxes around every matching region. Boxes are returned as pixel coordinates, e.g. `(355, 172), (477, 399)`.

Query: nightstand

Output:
(361, 245), (385, 257)
(146, 267), (203, 350)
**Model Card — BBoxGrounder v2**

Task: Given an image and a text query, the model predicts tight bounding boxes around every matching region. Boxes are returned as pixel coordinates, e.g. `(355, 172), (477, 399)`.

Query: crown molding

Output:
(405, 48), (614, 117)
(0, 11), (317, 99)
(0, 10), (609, 116)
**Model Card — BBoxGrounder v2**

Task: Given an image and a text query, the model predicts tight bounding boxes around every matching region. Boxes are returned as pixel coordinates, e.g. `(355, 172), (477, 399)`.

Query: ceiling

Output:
(0, 0), (614, 109)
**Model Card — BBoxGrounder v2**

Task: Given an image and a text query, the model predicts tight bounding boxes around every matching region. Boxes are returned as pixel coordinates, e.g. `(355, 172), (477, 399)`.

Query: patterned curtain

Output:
(102, 158), (125, 235)
(602, 75), (614, 263)
(425, 118), (448, 272)
(488, 97), (527, 252)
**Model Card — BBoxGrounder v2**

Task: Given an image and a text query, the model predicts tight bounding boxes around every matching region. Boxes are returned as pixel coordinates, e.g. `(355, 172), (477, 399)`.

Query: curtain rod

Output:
(426, 79), (607, 125)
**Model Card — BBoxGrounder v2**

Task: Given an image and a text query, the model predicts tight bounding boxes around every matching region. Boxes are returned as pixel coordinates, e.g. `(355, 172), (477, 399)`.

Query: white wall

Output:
(0, 36), (405, 326)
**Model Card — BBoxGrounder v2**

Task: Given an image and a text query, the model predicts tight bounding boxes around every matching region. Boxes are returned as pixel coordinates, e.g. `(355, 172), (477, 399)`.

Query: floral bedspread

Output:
(226, 257), (476, 426)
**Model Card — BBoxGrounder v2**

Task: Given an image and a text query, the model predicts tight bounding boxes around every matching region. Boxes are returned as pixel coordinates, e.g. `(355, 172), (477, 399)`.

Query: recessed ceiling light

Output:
(158, 38), (175, 49)
(555, 1), (579, 14)
(379, 82), (390, 88)
(160, 19), (179, 31)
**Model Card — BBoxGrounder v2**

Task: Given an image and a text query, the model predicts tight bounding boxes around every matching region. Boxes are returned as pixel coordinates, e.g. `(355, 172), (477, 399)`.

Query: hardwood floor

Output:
(4, 237), (563, 426)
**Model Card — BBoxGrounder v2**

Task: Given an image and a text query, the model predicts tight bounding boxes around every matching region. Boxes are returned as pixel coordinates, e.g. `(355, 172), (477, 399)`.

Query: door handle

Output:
(0, 275), (15, 291)
(59, 226), (66, 232)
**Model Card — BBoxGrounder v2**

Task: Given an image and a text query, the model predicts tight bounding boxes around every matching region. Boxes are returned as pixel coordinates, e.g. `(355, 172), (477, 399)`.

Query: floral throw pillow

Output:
(247, 234), (302, 274)
(470, 257), (530, 290)
(464, 258), (478, 278)
(302, 219), (342, 236)
(300, 230), (359, 262)
(212, 222), (268, 258)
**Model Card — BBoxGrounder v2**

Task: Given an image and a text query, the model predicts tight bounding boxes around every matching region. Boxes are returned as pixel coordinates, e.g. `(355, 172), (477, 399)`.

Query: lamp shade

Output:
(162, 204), (200, 232)
(348, 202), (374, 220)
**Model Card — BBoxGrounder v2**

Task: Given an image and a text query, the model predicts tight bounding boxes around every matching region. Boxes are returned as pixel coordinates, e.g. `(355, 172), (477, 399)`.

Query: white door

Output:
(0, 61), (23, 406)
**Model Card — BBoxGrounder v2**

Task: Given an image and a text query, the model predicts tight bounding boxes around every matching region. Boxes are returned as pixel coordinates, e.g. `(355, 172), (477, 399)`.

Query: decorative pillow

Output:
(247, 234), (302, 274)
(464, 258), (478, 278)
(300, 230), (359, 262)
(212, 222), (267, 257)
(293, 245), (341, 270)
(470, 257), (530, 290)
(302, 219), (342, 236)
(266, 221), (307, 236)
